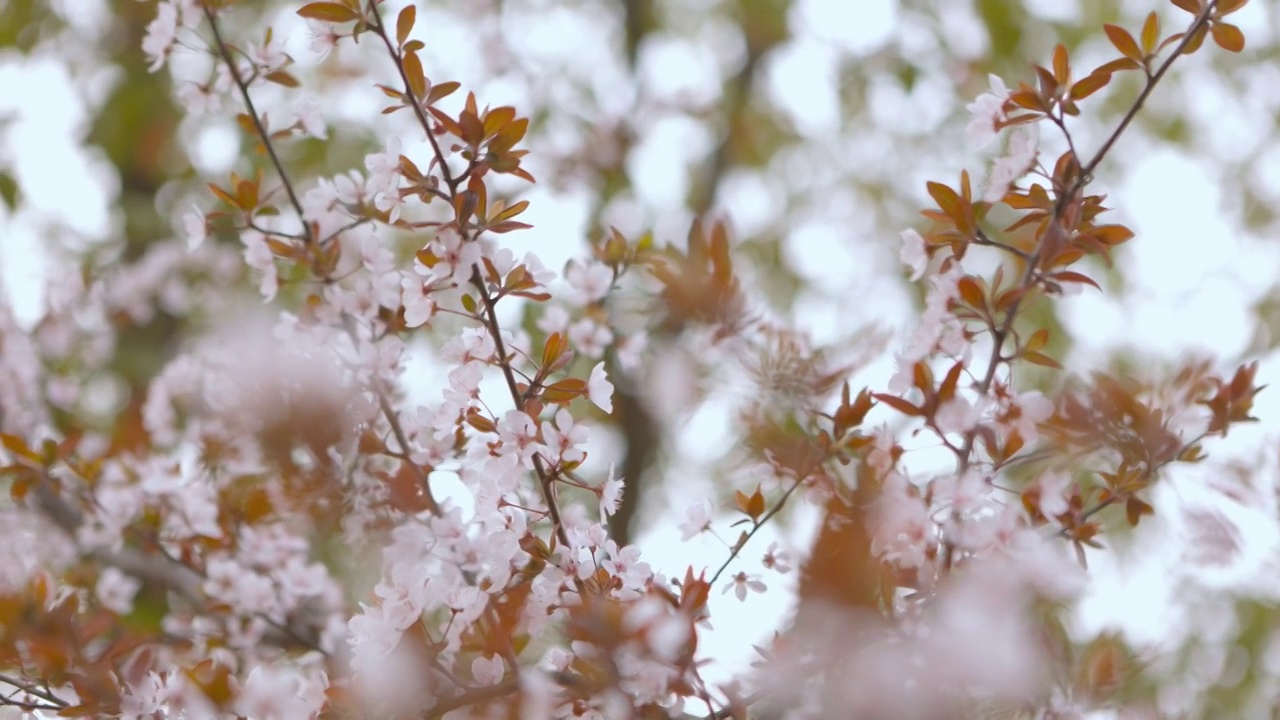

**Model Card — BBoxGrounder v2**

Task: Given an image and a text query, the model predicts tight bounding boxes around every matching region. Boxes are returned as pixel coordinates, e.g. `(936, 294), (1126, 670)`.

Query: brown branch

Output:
(0, 673), (68, 709)
(367, 3), (575, 551)
(709, 465), (813, 586)
(205, 5), (440, 516)
(1072, 0), (1220, 192)
(942, 4), (1217, 572)
(203, 6), (311, 242)
(422, 678), (520, 720)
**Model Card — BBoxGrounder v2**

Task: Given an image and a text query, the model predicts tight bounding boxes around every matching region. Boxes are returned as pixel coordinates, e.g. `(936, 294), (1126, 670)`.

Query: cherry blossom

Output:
(541, 407), (588, 466)
(472, 655), (506, 686)
(724, 571), (767, 601)
(141, 1), (180, 73)
(293, 93), (328, 140)
(679, 498), (714, 541)
(180, 205), (206, 249)
(599, 466), (625, 518)
(762, 541), (792, 574)
(983, 123), (1040, 203)
(305, 19), (341, 60)
(587, 361), (614, 413)
(0, 3), (1251, 718)
(965, 73), (1010, 148)
(899, 228), (928, 281)
(565, 259), (614, 304)
(94, 566), (142, 615)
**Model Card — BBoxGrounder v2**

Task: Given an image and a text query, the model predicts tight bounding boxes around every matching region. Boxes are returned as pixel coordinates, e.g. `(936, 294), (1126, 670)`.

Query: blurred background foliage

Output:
(3, 0), (1280, 715)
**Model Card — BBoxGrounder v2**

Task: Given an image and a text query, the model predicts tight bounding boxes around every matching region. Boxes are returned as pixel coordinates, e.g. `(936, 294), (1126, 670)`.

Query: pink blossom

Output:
(442, 327), (495, 364)
(602, 541), (652, 595)
(1036, 470), (1072, 519)
(239, 230), (279, 301)
(293, 94), (328, 140)
(374, 561), (434, 631)
(540, 407), (587, 466)
(983, 123), (1039, 203)
(246, 37), (289, 74)
(965, 74), (1010, 148)
(724, 571), (767, 601)
(615, 332), (648, 372)
(869, 473), (934, 569)
(347, 603), (404, 674)
(587, 361), (614, 413)
(569, 317), (614, 358)
(119, 671), (166, 717)
(235, 663), (326, 720)
(471, 655), (505, 686)
(600, 465), (625, 519)
(536, 304), (571, 334)
(175, 80), (221, 115)
(181, 206), (206, 250)
(305, 20), (341, 60)
(401, 276), (435, 328)
(565, 259), (614, 304)
(95, 567), (141, 615)
(762, 541), (792, 574)
(141, 1), (179, 73)
(496, 409), (545, 468)
(899, 228), (928, 281)
(1005, 389), (1054, 442)
(934, 395), (981, 435)
(679, 498), (714, 541)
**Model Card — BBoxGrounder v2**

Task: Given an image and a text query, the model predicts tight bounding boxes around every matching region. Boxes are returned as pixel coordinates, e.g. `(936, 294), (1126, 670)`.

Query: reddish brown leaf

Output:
(1140, 12), (1160, 55)
(1182, 25), (1208, 54)
(1104, 24), (1142, 60)
(1022, 351), (1062, 369)
(1211, 22), (1245, 52)
(871, 393), (922, 417)
(396, 4), (416, 46)
(1052, 43), (1071, 85)
(297, 1), (360, 22)
(1070, 71), (1111, 101)
(402, 50), (427, 99)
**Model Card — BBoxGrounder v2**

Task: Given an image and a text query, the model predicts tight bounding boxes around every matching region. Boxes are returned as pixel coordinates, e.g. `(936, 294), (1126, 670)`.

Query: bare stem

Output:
(204, 7), (310, 242)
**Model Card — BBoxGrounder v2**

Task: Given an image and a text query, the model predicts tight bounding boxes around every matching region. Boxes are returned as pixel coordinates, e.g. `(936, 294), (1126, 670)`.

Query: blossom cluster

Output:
(0, 0), (1261, 718)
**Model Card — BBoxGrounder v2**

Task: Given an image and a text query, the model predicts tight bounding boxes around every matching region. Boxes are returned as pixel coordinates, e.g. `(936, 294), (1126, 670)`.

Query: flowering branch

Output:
(365, 2), (577, 549)
(203, 6), (310, 241)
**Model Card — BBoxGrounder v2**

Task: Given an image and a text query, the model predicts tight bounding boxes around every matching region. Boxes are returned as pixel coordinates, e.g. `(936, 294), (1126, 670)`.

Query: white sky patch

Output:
(0, 57), (112, 241)
(1023, 0), (1081, 22)
(626, 115), (713, 208)
(1122, 151), (1233, 296)
(188, 121), (241, 176)
(510, 184), (592, 272)
(782, 220), (862, 292)
(678, 399), (733, 464)
(638, 35), (725, 107)
(936, 0), (990, 59)
(866, 72), (956, 136)
(766, 38), (840, 137)
(794, 0), (897, 56)
(717, 169), (780, 238)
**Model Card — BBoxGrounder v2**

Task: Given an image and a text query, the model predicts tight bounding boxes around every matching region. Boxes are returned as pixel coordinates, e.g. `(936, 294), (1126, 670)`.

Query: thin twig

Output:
(206, 6), (441, 516)
(1072, 0), (1220, 191)
(366, 2), (575, 550)
(942, 3), (1218, 572)
(708, 467), (812, 585)
(204, 7), (311, 242)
